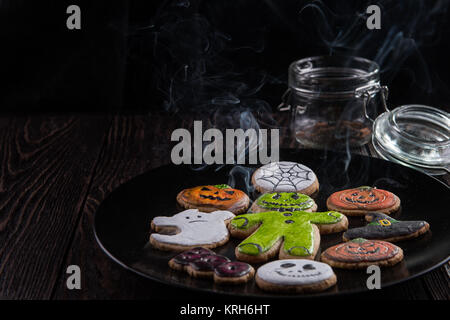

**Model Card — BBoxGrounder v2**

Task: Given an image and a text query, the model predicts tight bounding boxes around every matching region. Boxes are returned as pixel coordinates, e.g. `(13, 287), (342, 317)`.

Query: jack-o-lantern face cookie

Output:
(327, 186), (400, 216)
(150, 209), (235, 251)
(343, 212), (430, 242)
(255, 259), (337, 293)
(177, 184), (250, 214)
(252, 162), (319, 195)
(228, 210), (348, 263)
(321, 238), (403, 269)
(249, 192), (317, 213)
(168, 247), (255, 284)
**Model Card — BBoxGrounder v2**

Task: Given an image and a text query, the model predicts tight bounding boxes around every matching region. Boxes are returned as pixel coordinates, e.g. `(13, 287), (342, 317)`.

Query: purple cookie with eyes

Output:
(169, 247), (214, 270)
(214, 261), (255, 284)
(172, 247), (214, 264)
(169, 248), (255, 284)
(189, 254), (230, 272)
(215, 261), (251, 278)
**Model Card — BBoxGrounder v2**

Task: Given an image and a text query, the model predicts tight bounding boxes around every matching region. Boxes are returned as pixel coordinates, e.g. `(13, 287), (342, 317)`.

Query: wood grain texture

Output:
(53, 115), (180, 299)
(0, 114), (448, 299)
(52, 114), (297, 299)
(0, 115), (109, 299)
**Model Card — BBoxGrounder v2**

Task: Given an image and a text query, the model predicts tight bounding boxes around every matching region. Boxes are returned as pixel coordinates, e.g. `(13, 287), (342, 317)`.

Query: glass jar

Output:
(279, 55), (388, 149)
(372, 104), (450, 175)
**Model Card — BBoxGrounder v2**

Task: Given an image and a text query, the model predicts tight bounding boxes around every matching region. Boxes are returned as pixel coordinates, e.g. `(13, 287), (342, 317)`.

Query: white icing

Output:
(151, 209), (235, 246)
(253, 161), (316, 192)
(257, 259), (334, 285)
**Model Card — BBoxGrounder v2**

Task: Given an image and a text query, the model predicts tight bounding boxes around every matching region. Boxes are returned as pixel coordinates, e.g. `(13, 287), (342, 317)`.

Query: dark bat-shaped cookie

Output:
(343, 212), (430, 242)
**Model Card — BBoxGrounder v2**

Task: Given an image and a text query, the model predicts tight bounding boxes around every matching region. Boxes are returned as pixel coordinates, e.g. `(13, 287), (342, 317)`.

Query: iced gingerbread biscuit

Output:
(229, 210), (348, 263)
(252, 161), (319, 195)
(214, 261), (255, 284)
(168, 247), (215, 271)
(327, 186), (400, 216)
(321, 238), (403, 269)
(169, 248), (254, 284)
(150, 209), (234, 251)
(177, 184), (250, 214)
(249, 192), (317, 213)
(343, 212), (430, 242)
(256, 259), (337, 293)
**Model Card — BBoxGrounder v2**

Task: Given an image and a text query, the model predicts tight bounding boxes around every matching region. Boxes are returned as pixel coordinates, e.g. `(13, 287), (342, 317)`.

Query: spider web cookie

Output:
(252, 161), (318, 194)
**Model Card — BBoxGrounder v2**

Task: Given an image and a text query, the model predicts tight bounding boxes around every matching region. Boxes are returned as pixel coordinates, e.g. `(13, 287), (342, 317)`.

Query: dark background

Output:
(0, 0), (448, 302)
(1, 0), (450, 114)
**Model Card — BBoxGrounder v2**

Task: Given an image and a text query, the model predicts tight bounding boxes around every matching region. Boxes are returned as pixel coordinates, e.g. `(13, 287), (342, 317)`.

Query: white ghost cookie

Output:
(256, 259), (337, 293)
(252, 161), (319, 195)
(150, 209), (235, 251)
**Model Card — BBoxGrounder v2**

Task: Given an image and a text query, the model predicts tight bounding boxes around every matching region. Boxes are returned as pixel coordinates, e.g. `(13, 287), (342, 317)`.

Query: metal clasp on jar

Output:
(278, 89), (293, 112)
(277, 89), (308, 116)
(354, 83), (390, 122)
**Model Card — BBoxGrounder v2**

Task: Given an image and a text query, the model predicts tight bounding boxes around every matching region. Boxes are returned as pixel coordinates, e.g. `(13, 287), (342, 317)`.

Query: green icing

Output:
(350, 238), (367, 243)
(214, 184), (231, 189)
(255, 192), (314, 211)
(231, 210), (344, 256)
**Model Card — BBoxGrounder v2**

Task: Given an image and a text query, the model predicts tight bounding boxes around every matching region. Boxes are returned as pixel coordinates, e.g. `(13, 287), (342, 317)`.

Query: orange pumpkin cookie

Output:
(177, 184), (250, 214)
(326, 186), (400, 216)
(321, 238), (403, 269)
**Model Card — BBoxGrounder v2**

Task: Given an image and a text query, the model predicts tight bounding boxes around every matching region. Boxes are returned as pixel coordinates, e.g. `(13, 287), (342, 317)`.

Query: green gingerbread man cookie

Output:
(229, 210), (348, 263)
(249, 192), (317, 213)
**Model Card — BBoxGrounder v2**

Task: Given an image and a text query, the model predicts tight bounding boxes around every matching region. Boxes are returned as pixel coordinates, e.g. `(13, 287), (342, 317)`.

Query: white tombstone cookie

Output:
(252, 161), (319, 195)
(150, 209), (235, 251)
(255, 259), (337, 293)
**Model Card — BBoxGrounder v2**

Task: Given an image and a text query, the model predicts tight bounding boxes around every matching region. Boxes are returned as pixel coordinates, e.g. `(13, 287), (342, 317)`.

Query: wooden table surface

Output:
(0, 114), (448, 300)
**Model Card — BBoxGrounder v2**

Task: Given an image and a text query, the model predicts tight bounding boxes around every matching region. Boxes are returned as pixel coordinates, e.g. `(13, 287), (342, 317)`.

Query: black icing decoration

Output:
(257, 162), (312, 191)
(344, 212), (428, 240)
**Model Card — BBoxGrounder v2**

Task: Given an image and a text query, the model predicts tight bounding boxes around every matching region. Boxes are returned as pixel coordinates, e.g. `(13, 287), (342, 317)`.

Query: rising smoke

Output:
(128, 0), (449, 187)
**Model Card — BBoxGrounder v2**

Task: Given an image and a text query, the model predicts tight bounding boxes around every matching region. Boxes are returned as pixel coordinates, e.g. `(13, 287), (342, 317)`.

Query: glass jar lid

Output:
(372, 104), (450, 175)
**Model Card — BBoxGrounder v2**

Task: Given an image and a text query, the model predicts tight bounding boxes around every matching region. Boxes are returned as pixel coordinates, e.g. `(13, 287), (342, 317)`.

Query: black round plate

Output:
(94, 149), (450, 298)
